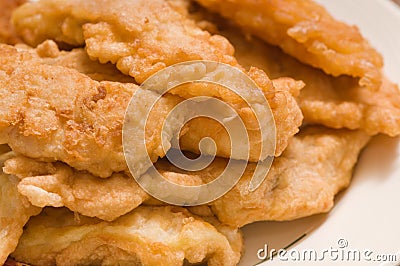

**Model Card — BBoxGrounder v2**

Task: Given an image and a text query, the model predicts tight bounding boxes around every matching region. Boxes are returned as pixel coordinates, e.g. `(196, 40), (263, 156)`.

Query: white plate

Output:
(240, 1), (400, 265)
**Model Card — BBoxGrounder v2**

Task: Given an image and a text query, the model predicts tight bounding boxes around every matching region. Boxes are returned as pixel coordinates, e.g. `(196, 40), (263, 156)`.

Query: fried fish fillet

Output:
(12, 0), (238, 84)
(0, 43), (298, 180)
(3, 156), (149, 221)
(3, 153), (271, 223)
(7, 127), (369, 227)
(223, 29), (400, 136)
(0, 151), (41, 265)
(212, 127), (370, 227)
(156, 127), (371, 227)
(0, 0), (26, 44)
(195, 0), (383, 90)
(12, 206), (243, 266)
(4, 42), (303, 161)
(0, 44), (183, 178)
(2, 150), (271, 224)
(179, 70), (304, 158)
(38, 39), (303, 158)
(12, 0), (305, 157)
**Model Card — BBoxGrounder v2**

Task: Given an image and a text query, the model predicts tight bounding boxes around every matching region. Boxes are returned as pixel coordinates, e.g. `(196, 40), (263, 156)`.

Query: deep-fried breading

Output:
(195, 0), (383, 90)
(12, 206), (243, 266)
(0, 0), (26, 44)
(156, 127), (371, 227)
(0, 151), (41, 265)
(32, 40), (136, 83)
(40, 39), (303, 158)
(7, 126), (369, 228)
(3, 156), (149, 221)
(2, 41), (303, 162)
(0, 44), (183, 178)
(12, 0), (238, 84)
(211, 127), (370, 227)
(12, 0), (304, 158)
(179, 69), (304, 158)
(222, 29), (400, 136)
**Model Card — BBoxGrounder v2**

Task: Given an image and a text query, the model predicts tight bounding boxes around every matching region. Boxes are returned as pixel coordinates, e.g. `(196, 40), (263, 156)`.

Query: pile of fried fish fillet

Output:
(1, 0), (399, 265)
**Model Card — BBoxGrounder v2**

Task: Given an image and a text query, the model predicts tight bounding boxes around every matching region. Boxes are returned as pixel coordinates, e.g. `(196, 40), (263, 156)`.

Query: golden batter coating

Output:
(156, 127), (371, 227)
(12, 0), (238, 83)
(0, 150), (41, 264)
(195, 0), (383, 90)
(224, 29), (400, 136)
(12, 206), (242, 266)
(3, 156), (149, 221)
(0, 44), (183, 178)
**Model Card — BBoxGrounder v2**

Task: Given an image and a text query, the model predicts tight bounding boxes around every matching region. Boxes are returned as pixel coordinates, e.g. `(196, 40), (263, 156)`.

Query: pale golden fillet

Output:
(195, 0), (383, 90)
(12, 206), (243, 266)
(225, 30), (400, 136)
(3, 153), (272, 223)
(16, 41), (304, 160)
(7, 128), (369, 228)
(0, 0), (26, 44)
(43, 40), (302, 158)
(0, 150), (41, 265)
(0, 44), (302, 177)
(12, 0), (238, 84)
(179, 69), (304, 157)
(0, 44), (183, 178)
(3, 156), (149, 221)
(156, 127), (371, 227)
(211, 127), (370, 226)
(12, 0), (304, 158)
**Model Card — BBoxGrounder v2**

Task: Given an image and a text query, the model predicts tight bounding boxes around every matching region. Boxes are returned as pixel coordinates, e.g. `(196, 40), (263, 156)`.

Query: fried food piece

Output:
(12, 0), (304, 158)
(3, 153), (271, 223)
(0, 0), (26, 44)
(12, 0), (238, 84)
(211, 127), (370, 227)
(156, 127), (371, 227)
(3, 156), (149, 221)
(0, 44), (299, 179)
(299, 77), (400, 136)
(5, 127), (368, 228)
(179, 69), (304, 157)
(195, 0), (383, 90)
(12, 206), (242, 266)
(224, 30), (400, 136)
(3, 151), (270, 224)
(0, 44), (184, 178)
(0, 151), (41, 265)
(4, 43), (303, 162)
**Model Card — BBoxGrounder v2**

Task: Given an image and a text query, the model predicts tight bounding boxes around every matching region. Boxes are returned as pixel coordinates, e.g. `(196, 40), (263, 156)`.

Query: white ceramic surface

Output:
(240, 1), (400, 265)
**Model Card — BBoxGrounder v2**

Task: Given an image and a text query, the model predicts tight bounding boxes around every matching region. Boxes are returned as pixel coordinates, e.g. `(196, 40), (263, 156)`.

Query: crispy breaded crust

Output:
(157, 127), (371, 227)
(12, 0), (238, 83)
(224, 30), (400, 136)
(12, 206), (242, 266)
(12, 0), (304, 158)
(0, 44), (182, 178)
(0, 151), (41, 264)
(1, 43), (303, 163)
(3, 156), (149, 221)
(195, 0), (383, 90)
